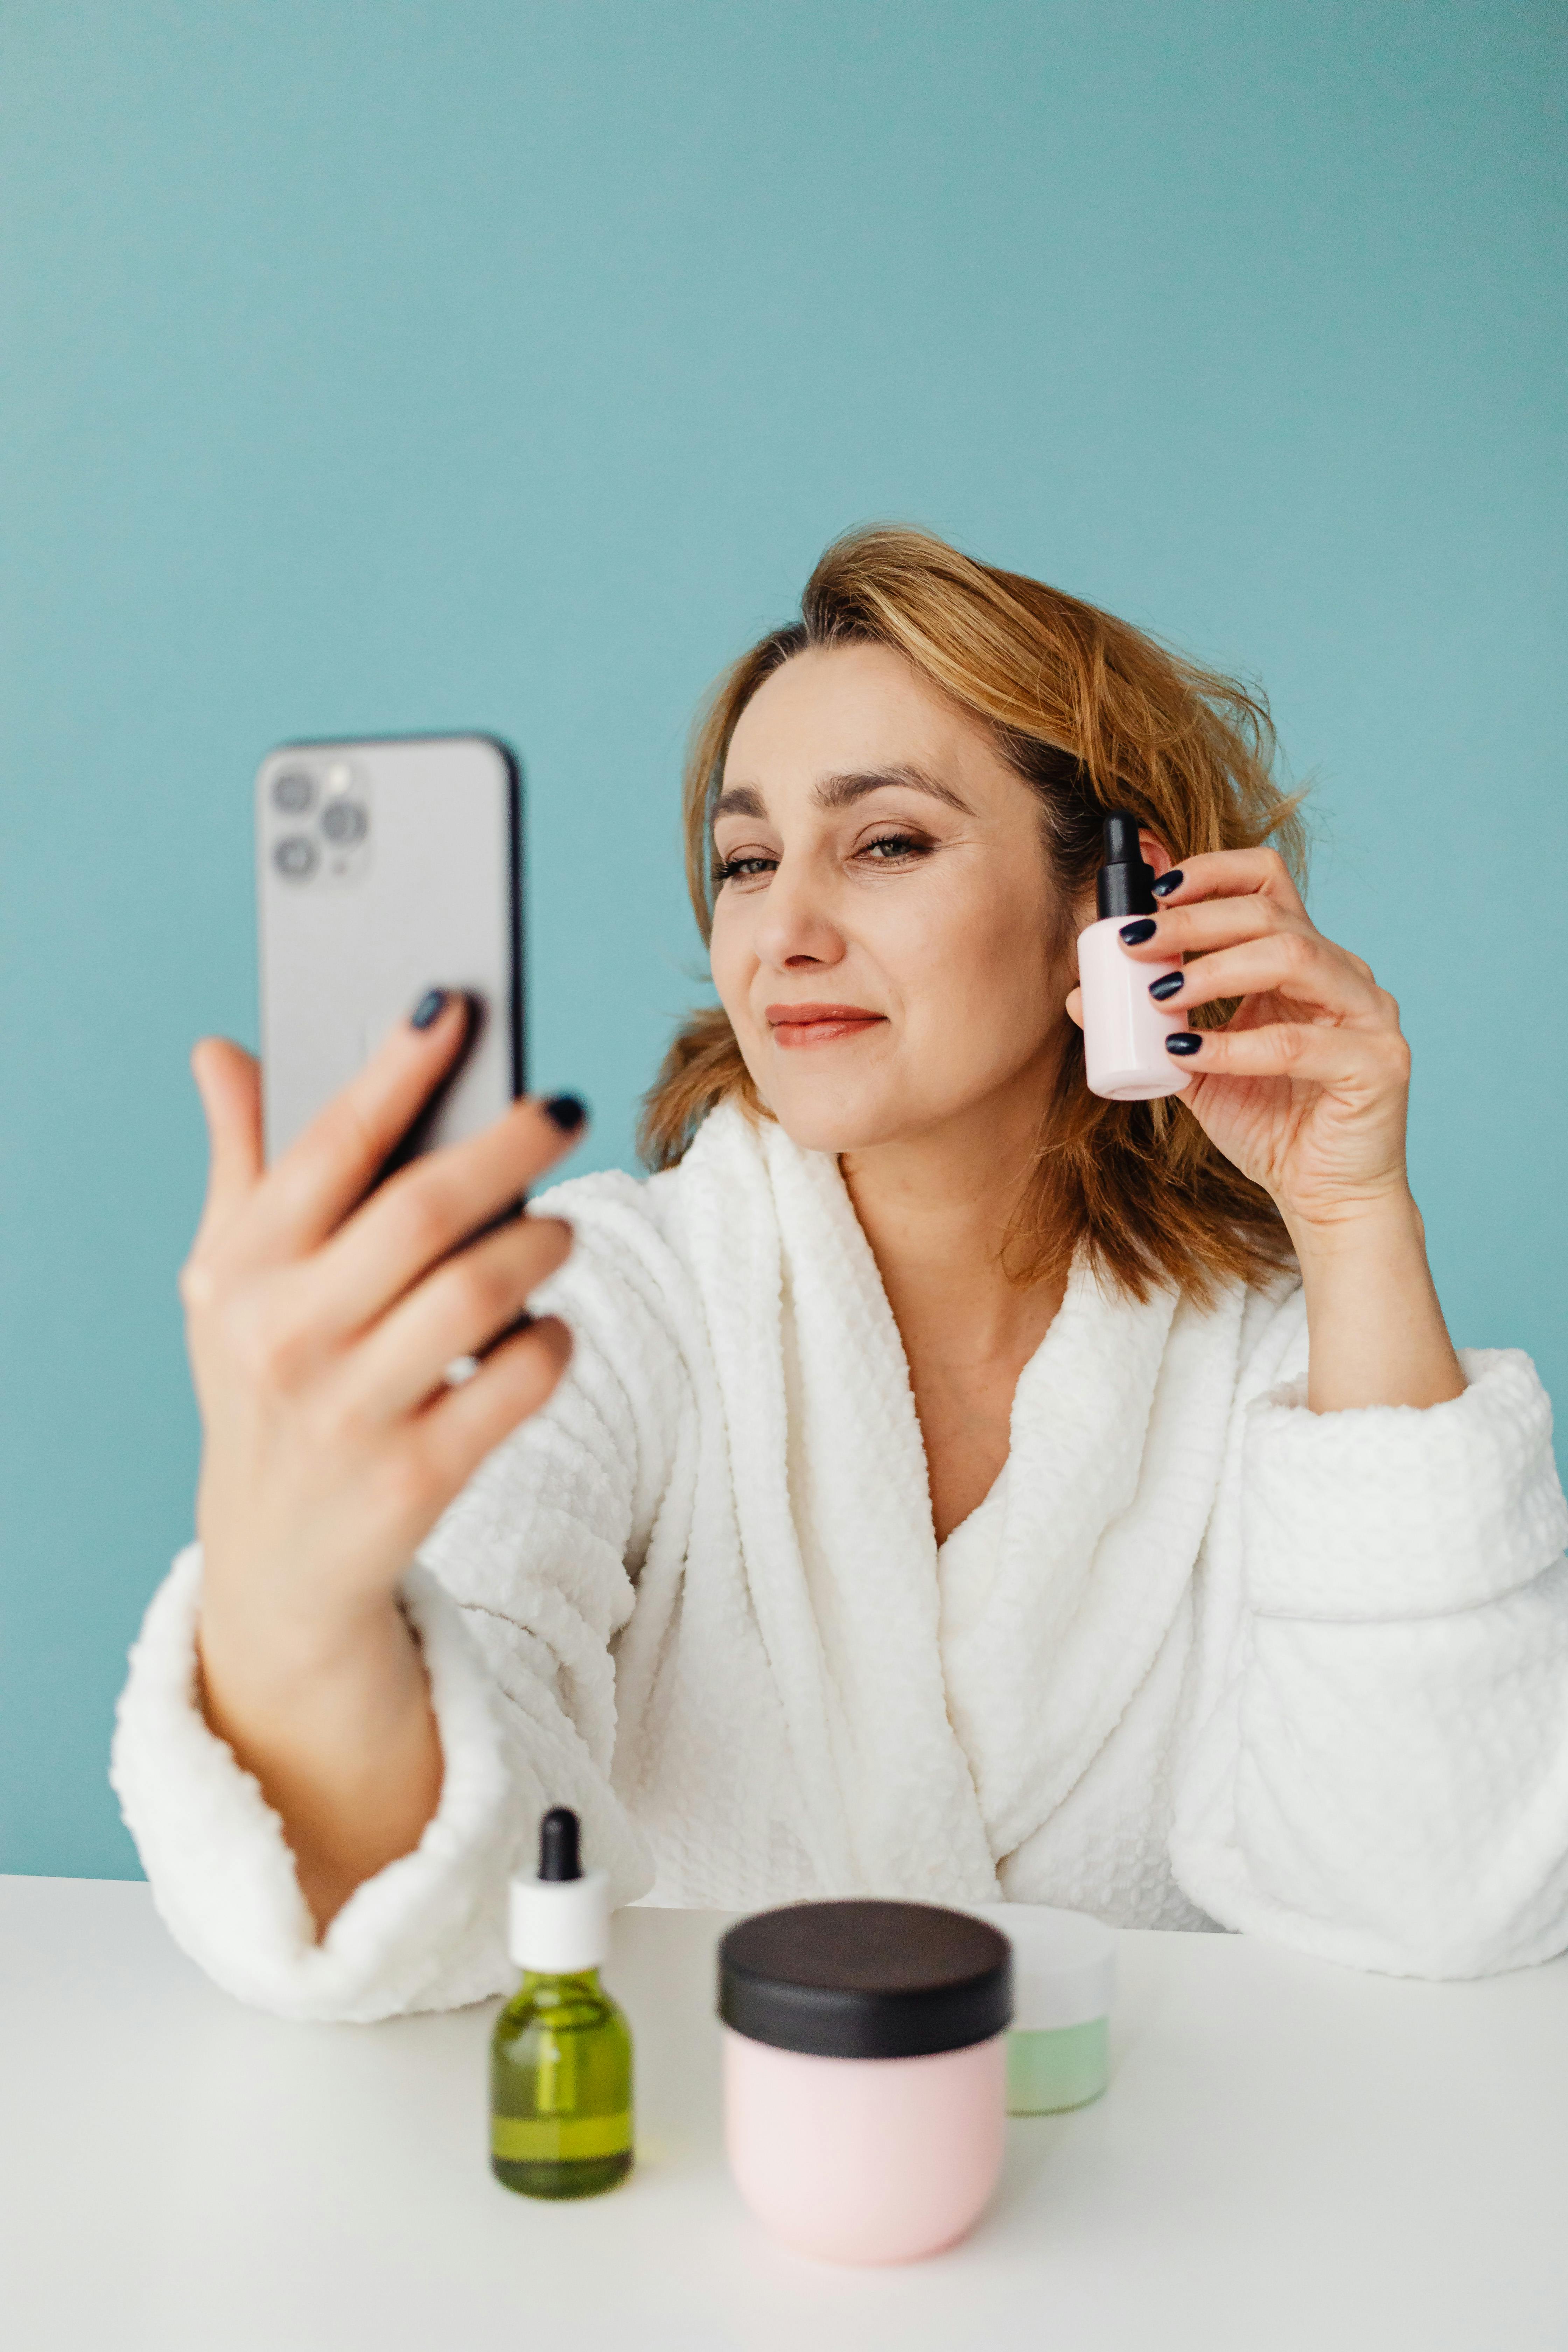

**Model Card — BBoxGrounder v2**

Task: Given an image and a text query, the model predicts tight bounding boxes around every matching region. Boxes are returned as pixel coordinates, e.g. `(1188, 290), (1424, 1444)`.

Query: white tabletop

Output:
(2, 1876), (1566, 2351)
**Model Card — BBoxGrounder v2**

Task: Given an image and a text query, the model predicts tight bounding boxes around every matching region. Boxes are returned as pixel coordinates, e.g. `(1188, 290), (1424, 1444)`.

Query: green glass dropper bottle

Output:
(490, 1806), (634, 2199)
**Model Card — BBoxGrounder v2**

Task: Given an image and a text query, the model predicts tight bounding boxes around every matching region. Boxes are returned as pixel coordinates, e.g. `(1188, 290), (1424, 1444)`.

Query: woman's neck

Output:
(838, 1085), (1067, 1542)
(838, 1064), (1060, 1334)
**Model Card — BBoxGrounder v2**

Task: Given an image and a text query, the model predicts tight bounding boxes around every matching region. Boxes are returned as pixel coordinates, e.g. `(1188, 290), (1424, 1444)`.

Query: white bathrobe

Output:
(112, 1102), (1568, 2020)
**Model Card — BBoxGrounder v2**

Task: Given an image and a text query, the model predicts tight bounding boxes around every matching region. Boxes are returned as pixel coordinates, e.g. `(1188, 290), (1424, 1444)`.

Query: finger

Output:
(191, 1039), (264, 1226)
(1116, 892), (1308, 963)
(1065, 986), (1085, 1030)
(338, 1213), (574, 1420)
(1143, 933), (1380, 1022)
(1148, 845), (1306, 918)
(307, 1094), (588, 1336)
(1163, 1020), (1399, 1088)
(414, 1315), (574, 1493)
(245, 990), (475, 1263)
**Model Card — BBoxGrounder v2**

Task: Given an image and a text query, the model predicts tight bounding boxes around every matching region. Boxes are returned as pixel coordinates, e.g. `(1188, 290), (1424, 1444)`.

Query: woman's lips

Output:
(765, 1002), (887, 1050)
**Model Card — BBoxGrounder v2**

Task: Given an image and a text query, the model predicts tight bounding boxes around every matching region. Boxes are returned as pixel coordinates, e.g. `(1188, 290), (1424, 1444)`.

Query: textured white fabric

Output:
(112, 1103), (1568, 2017)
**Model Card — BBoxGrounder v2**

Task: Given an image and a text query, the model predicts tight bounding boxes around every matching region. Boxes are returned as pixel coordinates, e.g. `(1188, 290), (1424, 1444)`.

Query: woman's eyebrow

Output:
(712, 784), (768, 819)
(712, 764), (974, 824)
(814, 765), (973, 814)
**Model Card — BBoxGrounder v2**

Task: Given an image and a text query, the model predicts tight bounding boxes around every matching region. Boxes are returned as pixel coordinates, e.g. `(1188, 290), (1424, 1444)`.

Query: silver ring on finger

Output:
(442, 1309), (536, 1389)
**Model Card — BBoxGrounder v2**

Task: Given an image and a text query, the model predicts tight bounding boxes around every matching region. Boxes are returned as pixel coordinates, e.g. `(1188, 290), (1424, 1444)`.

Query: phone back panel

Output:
(257, 735), (523, 1166)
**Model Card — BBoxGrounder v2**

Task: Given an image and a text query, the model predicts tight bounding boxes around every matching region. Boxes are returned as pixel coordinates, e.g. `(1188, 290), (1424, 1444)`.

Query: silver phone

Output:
(256, 734), (524, 1169)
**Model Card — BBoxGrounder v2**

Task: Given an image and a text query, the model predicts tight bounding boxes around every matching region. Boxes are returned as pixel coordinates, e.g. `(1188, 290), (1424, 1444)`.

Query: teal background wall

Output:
(2, 1), (1563, 1875)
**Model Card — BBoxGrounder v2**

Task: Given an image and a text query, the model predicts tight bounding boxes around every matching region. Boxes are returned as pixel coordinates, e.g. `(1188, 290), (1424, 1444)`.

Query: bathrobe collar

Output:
(673, 1104), (1242, 1895)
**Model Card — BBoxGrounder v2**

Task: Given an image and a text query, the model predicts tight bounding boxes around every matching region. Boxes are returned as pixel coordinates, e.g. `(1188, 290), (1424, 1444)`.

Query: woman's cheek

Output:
(879, 879), (1021, 1010)
(707, 916), (749, 1027)
(937, 905), (1062, 1064)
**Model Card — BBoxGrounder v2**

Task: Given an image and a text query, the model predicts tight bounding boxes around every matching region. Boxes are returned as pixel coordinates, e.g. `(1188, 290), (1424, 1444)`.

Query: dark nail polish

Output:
(1119, 918), (1157, 946)
(1152, 869), (1184, 898)
(410, 988), (448, 1030)
(1166, 1032), (1202, 1057)
(1149, 971), (1185, 1002)
(543, 1094), (588, 1134)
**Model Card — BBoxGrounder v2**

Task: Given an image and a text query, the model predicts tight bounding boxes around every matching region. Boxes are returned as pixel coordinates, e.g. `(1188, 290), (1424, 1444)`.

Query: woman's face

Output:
(709, 642), (1073, 1156)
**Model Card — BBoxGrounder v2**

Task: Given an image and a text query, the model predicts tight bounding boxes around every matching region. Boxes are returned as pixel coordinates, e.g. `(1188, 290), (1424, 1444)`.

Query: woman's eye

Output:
(713, 832), (930, 886)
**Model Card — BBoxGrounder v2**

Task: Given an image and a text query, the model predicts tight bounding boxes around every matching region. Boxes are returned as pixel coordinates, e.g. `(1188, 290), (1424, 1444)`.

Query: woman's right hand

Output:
(182, 989), (586, 1928)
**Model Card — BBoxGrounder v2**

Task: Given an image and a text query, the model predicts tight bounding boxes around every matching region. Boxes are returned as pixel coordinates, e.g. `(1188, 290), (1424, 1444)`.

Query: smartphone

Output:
(255, 734), (524, 1169)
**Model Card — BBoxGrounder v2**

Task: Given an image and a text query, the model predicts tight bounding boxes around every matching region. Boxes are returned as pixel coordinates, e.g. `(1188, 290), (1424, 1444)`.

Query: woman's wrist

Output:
(197, 1577), (444, 1932)
(1279, 1178), (1424, 1274)
(197, 1562), (415, 1707)
(1282, 1185), (1466, 1415)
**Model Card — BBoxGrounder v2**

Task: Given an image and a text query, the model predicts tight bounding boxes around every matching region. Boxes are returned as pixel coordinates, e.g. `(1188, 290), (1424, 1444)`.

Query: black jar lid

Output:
(718, 1900), (1012, 2060)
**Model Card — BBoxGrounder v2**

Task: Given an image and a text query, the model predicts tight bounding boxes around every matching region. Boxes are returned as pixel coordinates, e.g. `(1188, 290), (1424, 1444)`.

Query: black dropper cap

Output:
(538, 1806), (582, 1883)
(1096, 807), (1157, 921)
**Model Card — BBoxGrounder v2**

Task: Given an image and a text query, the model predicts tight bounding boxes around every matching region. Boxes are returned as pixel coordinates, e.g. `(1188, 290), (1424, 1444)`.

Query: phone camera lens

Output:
(321, 799), (368, 845)
(272, 768), (316, 815)
(273, 834), (318, 881)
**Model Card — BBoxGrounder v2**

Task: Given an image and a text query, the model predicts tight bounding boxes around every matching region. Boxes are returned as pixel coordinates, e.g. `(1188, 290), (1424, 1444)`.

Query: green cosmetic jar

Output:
(966, 1904), (1116, 2115)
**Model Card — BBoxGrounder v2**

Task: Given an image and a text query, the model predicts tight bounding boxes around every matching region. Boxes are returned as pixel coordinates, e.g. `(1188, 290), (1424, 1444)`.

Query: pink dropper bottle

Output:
(1077, 808), (1191, 1101)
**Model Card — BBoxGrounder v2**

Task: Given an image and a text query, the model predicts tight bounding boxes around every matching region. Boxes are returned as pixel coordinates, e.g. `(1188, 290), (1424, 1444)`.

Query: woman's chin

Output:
(763, 1086), (930, 1159)
(747, 1037), (980, 1158)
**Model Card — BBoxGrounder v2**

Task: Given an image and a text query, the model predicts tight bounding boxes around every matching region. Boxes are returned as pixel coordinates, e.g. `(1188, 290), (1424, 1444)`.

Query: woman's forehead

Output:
(720, 644), (1016, 812)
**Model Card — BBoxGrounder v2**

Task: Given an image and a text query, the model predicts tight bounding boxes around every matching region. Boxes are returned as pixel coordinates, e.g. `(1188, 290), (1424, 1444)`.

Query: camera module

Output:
(320, 799), (369, 846)
(273, 834), (318, 881)
(272, 768), (316, 816)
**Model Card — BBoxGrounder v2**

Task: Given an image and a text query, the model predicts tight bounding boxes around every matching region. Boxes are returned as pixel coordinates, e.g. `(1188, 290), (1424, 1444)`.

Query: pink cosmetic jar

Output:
(718, 1900), (1012, 2265)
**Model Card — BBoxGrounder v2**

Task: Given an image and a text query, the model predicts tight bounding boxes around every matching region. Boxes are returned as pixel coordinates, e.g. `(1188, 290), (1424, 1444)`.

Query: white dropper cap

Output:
(508, 1806), (609, 1975)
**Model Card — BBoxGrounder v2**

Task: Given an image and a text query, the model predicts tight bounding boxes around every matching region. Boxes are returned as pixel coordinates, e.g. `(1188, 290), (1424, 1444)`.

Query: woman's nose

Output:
(751, 856), (845, 970)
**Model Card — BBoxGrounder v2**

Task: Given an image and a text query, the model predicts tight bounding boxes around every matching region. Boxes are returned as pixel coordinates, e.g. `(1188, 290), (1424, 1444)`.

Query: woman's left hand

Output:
(1092, 845), (1463, 1413)
(1113, 847), (1413, 1247)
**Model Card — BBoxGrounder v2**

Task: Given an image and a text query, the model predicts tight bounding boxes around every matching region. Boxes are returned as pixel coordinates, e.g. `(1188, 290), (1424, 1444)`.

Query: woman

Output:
(114, 529), (1568, 2020)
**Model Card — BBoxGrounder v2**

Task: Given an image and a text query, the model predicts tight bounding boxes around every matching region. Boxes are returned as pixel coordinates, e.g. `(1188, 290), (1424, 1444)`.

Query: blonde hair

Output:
(639, 525), (1304, 1302)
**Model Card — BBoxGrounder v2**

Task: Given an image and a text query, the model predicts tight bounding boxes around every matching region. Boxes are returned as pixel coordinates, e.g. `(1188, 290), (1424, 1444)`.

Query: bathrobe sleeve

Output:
(111, 1171), (691, 2023)
(1170, 1288), (1568, 1978)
